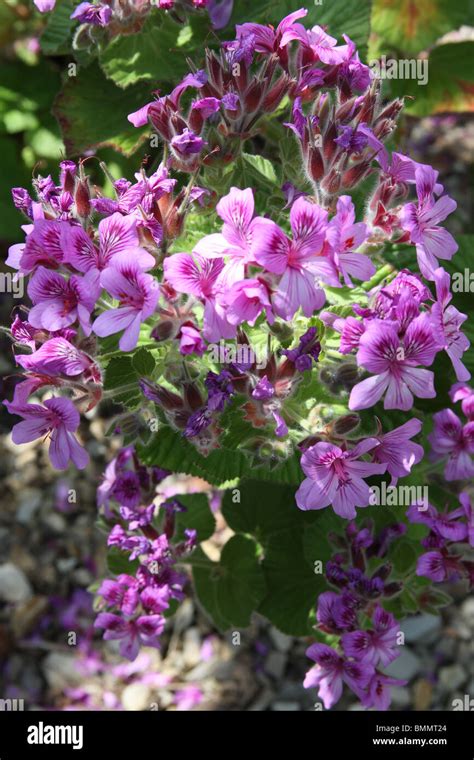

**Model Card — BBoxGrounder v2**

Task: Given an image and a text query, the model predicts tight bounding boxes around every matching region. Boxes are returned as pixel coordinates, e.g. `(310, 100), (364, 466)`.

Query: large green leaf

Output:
(370, 0), (474, 56)
(386, 42), (474, 116)
(174, 493), (216, 543)
(53, 64), (151, 156)
(40, 0), (76, 55)
(99, 15), (190, 88)
(193, 535), (266, 630)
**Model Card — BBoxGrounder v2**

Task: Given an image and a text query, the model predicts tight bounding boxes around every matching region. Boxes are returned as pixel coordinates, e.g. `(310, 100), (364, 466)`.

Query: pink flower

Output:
(325, 195), (374, 286)
(254, 197), (328, 320)
(431, 267), (471, 382)
(349, 315), (440, 411)
(194, 187), (276, 287)
(400, 165), (458, 280)
(16, 337), (94, 377)
(27, 266), (99, 336)
(428, 409), (474, 480)
(5, 397), (89, 470)
(280, 23), (347, 65)
(296, 439), (386, 519)
(14, 219), (65, 275)
(163, 252), (234, 341)
(179, 325), (206, 356)
(361, 673), (407, 710)
(93, 262), (160, 351)
(225, 278), (274, 326)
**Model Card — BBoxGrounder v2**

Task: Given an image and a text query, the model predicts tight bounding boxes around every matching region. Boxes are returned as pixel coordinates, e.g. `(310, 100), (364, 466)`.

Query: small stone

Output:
(183, 628), (201, 667)
(11, 595), (48, 638)
(16, 491), (41, 525)
(385, 648), (421, 681)
(121, 683), (151, 711)
(439, 664), (466, 692)
(43, 513), (66, 533)
(272, 701), (299, 711)
(269, 627), (293, 653)
(0, 563), (32, 603)
(413, 678), (433, 710)
(42, 653), (82, 691)
(460, 598), (474, 629)
(264, 651), (287, 680)
(401, 614), (441, 644)
(390, 686), (411, 708)
(436, 636), (457, 661)
(248, 687), (274, 711)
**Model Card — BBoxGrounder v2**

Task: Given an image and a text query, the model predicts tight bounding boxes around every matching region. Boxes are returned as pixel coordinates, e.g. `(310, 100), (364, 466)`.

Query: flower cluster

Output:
(34, 0), (233, 33)
(408, 492), (474, 586)
(428, 383), (474, 480)
(296, 418), (423, 518)
(322, 263), (470, 412)
(304, 520), (406, 709)
(95, 445), (197, 659)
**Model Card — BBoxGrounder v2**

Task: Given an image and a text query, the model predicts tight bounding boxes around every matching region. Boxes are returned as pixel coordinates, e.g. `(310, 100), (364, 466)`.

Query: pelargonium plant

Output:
(3, 7), (473, 711)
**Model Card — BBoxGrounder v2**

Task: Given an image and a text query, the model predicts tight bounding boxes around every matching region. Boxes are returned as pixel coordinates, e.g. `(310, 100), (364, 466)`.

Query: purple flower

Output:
(98, 576), (139, 616)
(205, 370), (234, 411)
(281, 326), (321, 371)
(349, 315), (440, 411)
(95, 612), (165, 661)
(208, 0), (233, 29)
(33, 0), (56, 11)
(361, 673), (407, 710)
(70, 2), (112, 26)
(63, 213), (155, 285)
(184, 408), (212, 438)
(254, 197), (328, 320)
(304, 643), (373, 709)
(11, 219), (64, 275)
(450, 383), (474, 420)
(460, 492), (474, 547)
(280, 22), (346, 65)
(171, 129), (207, 157)
(252, 376), (274, 400)
(334, 125), (368, 153)
(93, 262), (160, 351)
(112, 471), (142, 507)
(428, 409), (474, 480)
(296, 439), (387, 519)
(5, 397), (89, 470)
(27, 266), (98, 336)
(416, 551), (457, 583)
(400, 165), (458, 280)
(341, 605), (400, 667)
(16, 337), (93, 377)
(431, 267), (470, 382)
(372, 418), (424, 484)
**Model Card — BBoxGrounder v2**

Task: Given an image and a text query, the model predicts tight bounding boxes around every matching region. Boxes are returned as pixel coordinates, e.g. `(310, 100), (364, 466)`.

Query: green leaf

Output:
(241, 152), (280, 186)
(107, 547), (139, 576)
(370, 0), (473, 56)
(193, 535), (266, 630)
(175, 493), (216, 543)
(40, 0), (76, 55)
(132, 347), (155, 377)
(223, 480), (338, 635)
(99, 15), (189, 88)
(103, 356), (142, 408)
(387, 42), (474, 116)
(53, 64), (151, 156)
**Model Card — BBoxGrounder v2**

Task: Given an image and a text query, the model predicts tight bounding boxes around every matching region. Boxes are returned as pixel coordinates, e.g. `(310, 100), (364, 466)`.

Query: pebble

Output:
(401, 614), (441, 644)
(385, 649), (421, 680)
(272, 701), (299, 711)
(264, 651), (287, 680)
(16, 491), (41, 525)
(390, 685), (411, 708)
(0, 563), (32, 603)
(121, 683), (151, 711)
(269, 627), (293, 653)
(460, 598), (474, 628)
(438, 664), (466, 692)
(42, 653), (82, 691)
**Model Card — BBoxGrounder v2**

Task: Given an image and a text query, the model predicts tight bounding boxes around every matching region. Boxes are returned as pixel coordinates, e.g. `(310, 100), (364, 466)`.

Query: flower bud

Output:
(332, 413), (360, 435)
(308, 147), (324, 181)
(75, 174), (91, 219)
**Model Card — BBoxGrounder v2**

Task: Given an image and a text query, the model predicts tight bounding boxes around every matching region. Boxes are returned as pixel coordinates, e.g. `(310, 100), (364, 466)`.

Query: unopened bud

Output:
(75, 176), (91, 219)
(183, 382), (203, 411)
(342, 161), (371, 189)
(332, 413), (360, 435)
(139, 378), (183, 410)
(308, 147), (324, 181)
(244, 80), (263, 112)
